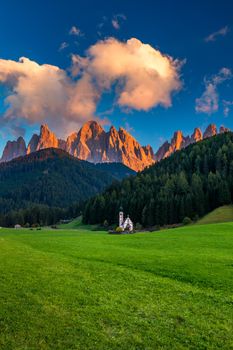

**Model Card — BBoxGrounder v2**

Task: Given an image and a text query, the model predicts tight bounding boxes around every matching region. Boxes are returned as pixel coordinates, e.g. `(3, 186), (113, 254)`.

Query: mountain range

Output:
(0, 121), (230, 171)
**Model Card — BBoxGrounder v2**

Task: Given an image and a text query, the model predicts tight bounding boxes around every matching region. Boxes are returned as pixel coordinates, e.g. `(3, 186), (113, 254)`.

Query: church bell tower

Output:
(119, 206), (124, 228)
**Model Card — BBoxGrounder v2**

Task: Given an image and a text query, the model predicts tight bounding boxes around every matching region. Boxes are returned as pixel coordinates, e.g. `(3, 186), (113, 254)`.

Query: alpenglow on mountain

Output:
(1, 121), (155, 171)
(0, 121), (230, 171)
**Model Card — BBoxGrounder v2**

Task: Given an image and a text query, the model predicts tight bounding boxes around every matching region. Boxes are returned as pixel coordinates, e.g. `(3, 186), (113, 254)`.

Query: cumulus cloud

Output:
(0, 57), (97, 135)
(112, 14), (126, 30)
(0, 37), (183, 136)
(72, 37), (182, 110)
(0, 57), (73, 134)
(205, 26), (229, 42)
(195, 68), (232, 114)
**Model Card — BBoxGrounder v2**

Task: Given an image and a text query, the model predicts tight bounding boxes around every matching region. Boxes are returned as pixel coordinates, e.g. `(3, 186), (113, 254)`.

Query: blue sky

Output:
(0, 0), (233, 153)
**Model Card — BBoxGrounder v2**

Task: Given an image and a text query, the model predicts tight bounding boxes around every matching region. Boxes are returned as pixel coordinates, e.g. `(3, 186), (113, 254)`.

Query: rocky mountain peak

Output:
(79, 120), (104, 140)
(27, 134), (39, 154)
(143, 145), (154, 158)
(118, 127), (134, 143)
(1, 121), (231, 171)
(155, 130), (185, 162)
(155, 124), (229, 162)
(155, 141), (170, 161)
(38, 124), (59, 149)
(109, 125), (118, 136)
(1, 136), (26, 162)
(171, 130), (183, 150)
(191, 128), (203, 143)
(203, 124), (217, 139)
(26, 124), (59, 154)
(66, 132), (78, 154)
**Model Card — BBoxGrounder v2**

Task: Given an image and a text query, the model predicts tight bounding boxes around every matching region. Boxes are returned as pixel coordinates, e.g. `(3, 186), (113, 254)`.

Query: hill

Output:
(198, 205), (233, 224)
(0, 223), (232, 349)
(0, 148), (134, 226)
(95, 162), (135, 179)
(83, 131), (233, 226)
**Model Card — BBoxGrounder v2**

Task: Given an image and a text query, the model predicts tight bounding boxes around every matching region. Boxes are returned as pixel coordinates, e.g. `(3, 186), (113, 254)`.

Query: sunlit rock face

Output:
(65, 121), (155, 171)
(155, 130), (185, 161)
(142, 145), (154, 158)
(117, 127), (155, 171)
(72, 121), (106, 163)
(1, 136), (26, 162)
(155, 124), (229, 161)
(0, 121), (230, 170)
(36, 124), (59, 150)
(27, 124), (59, 154)
(191, 128), (203, 143)
(203, 124), (217, 139)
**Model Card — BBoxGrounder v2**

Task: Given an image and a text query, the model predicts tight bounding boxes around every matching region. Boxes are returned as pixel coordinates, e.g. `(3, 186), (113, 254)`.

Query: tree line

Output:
(0, 203), (82, 228)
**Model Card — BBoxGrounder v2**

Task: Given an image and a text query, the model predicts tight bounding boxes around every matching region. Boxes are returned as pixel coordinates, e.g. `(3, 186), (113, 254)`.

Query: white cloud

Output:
(124, 121), (134, 133)
(111, 14), (126, 30)
(112, 19), (120, 30)
(195, 83), (218, 114)
(205, 26), (229, 42)
(223, 100), (233, 117)
(59, 42), (69, 51)
(195, 68), (232, 114)
(72, 37), (183, 110)
(0, 37), (183, 136)
(0, 57), (97, 135)
(69, 26), (83, 36)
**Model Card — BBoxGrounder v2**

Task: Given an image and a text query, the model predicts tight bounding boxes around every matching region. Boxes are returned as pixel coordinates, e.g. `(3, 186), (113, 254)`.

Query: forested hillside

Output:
(83, 132), (233, 227)
(0, 148), (134, 226)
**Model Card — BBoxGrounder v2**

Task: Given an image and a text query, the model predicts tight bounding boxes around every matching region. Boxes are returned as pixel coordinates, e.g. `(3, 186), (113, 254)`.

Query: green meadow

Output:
(0, 223), (233, 349)
(197, 205), (233, 225)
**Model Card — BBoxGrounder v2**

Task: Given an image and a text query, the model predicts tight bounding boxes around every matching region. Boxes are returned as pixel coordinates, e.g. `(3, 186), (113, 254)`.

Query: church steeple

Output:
(119, 206), (124, 228)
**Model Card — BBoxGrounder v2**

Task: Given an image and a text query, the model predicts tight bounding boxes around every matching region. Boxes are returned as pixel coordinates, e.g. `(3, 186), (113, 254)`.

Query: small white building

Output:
(14, 224), (22, 229)
(119, 207), (133, 232)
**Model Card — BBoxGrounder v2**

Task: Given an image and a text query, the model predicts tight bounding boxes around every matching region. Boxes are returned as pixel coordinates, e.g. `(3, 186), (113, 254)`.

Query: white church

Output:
(119, 207), (134, 232)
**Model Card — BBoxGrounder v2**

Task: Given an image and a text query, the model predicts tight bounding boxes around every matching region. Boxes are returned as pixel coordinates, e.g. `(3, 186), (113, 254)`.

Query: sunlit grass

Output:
(0, 223), (233, 349)
(198, 205), (233, 224)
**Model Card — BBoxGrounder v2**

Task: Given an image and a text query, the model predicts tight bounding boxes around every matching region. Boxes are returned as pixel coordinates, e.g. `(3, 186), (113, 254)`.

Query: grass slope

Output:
(198, 205), (233, 224)
(58, 216), (99, 230)
(0, 224), (233, 349)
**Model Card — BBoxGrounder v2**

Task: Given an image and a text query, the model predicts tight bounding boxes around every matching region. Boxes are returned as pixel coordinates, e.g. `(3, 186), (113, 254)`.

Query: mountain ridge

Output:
(155, 124), (230, 161)
(0, 121), (230, 170)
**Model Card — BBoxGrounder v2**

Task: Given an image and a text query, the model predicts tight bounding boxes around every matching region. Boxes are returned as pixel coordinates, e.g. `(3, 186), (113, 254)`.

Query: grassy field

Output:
(57, 216), (99, 230)
(198, 205), (233, 225)
(0, 223), (233, 349)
